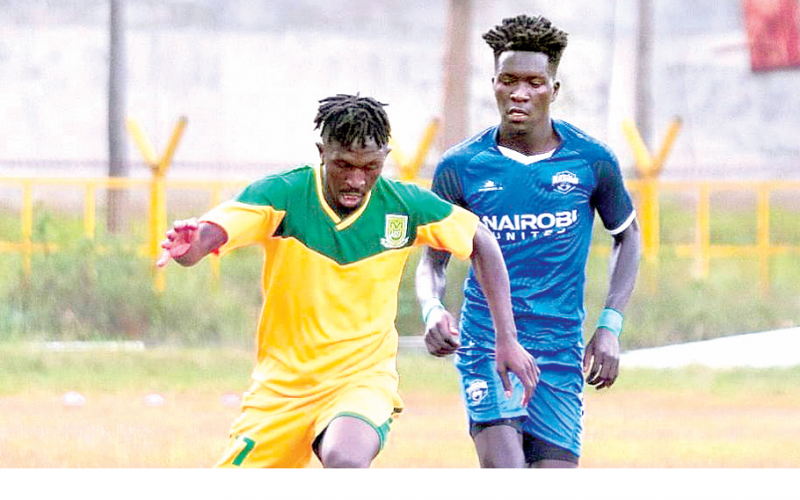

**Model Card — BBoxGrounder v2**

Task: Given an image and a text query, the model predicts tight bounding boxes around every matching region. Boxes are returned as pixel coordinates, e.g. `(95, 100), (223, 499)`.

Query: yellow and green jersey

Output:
(200, 164), (479, 398)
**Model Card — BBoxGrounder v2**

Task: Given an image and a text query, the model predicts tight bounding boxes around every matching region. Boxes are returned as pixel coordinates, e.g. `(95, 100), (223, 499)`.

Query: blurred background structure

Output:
(2, 0), (798, 181)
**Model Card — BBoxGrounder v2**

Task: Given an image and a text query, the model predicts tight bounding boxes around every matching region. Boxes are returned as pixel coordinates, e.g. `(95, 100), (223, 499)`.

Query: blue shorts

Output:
(454, 343), (585, 457)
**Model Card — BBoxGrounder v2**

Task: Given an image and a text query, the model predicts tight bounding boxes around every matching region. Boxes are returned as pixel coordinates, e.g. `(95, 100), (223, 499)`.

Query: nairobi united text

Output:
(482, 210), (578, 241)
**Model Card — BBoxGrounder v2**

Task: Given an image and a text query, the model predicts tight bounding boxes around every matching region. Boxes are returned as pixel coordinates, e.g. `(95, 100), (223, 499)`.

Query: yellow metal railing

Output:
(623, 179), (800, 293)
(0, 176), (248, 290)
(3, 176), (800, 293)
(623, 116), (683, 263)
(126, 116), (188, 290)
(390, 118), (440, 181)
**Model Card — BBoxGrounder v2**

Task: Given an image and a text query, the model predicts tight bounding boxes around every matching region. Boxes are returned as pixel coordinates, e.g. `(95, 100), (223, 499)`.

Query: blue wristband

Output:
(596, 308), (623, 337)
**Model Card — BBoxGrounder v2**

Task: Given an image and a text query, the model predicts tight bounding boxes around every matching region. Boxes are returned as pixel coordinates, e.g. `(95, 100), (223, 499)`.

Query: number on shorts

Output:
(232, 436), (255, 466)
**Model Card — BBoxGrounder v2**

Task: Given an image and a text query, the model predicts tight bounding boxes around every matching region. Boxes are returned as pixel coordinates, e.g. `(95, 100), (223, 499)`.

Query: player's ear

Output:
(552, 80), (560, 102)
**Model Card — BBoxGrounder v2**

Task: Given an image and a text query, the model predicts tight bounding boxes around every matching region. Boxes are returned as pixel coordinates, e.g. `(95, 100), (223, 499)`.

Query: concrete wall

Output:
(1, 0), (798, 180)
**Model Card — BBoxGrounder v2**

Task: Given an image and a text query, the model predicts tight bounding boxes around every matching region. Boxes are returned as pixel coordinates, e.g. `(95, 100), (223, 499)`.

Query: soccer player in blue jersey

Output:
(416, 15), (641, 468)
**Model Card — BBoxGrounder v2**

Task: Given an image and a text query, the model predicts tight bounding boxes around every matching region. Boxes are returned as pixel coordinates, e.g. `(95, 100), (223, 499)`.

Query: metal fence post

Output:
(756, 185), (771, 294)
(622, 117), (682, 293)
(21, 181), (34, 281)
(127, 116), (188, 292)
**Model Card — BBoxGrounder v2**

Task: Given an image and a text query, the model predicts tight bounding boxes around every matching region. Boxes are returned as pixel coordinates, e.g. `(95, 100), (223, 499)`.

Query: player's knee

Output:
(320, 446), (372, 468)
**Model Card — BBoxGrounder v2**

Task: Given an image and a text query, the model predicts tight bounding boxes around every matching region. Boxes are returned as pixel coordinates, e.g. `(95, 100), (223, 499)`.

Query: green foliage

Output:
(0, 207), (261, 346)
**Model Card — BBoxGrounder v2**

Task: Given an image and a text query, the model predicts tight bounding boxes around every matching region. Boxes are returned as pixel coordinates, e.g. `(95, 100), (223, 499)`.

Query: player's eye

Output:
(499, 75), (516, 85)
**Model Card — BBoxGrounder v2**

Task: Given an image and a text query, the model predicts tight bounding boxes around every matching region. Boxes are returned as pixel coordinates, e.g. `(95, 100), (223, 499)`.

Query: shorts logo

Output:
(552, 171), (579, 194)
(380, 214), (409, 249)
(466, 379), (488, 405)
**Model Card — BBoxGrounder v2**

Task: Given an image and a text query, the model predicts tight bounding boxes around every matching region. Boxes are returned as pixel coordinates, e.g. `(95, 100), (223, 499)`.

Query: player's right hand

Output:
(156, 218), (199, 268)
(423, 307), (460, 357)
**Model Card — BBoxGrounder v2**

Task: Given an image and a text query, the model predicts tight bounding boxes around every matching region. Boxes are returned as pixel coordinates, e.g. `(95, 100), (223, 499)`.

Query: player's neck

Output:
(497, 121), (559, 157)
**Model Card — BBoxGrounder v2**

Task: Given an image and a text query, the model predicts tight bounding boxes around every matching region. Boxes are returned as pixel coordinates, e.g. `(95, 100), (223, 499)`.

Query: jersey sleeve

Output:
(198, 179), (287, 256)
(410, 186), (479, 261)
(431, 155), (467, 208)
(591, 154), (636, 235)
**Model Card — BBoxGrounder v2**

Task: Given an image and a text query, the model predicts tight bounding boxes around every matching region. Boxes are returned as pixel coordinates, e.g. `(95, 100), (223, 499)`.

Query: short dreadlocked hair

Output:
(482, 15), (569, 73)
(314, 94), (391, 149)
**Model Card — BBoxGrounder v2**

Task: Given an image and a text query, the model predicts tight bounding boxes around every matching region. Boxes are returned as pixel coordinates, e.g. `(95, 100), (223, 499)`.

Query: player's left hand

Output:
(423, 307), (460, 357)
(583, 328), (620, 390)
(496, 338), (539, 407)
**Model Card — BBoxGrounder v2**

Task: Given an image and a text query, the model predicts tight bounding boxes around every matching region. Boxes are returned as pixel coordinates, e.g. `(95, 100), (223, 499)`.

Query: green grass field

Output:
(2, 346), (799, 468)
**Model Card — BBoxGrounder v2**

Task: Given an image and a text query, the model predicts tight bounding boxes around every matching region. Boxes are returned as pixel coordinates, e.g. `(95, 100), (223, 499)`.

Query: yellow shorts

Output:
(215, 376), (403, 468)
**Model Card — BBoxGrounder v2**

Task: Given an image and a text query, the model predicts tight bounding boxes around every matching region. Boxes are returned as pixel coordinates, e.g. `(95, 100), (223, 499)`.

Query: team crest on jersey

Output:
(466, 379), (489, 405)
(380, 214), (410, 249)
(552, 171), (579, 194)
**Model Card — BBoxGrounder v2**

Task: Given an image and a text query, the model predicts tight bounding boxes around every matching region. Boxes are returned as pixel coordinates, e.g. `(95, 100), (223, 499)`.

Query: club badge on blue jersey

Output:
(552, 171), (579, 194)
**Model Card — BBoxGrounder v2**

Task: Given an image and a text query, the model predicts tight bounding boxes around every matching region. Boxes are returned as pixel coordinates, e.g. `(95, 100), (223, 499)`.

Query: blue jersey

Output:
(432, 120), (636, 352)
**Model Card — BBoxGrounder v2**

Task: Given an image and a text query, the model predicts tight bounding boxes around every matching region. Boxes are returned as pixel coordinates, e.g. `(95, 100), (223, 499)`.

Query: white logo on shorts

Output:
(466, 379), (489, 405)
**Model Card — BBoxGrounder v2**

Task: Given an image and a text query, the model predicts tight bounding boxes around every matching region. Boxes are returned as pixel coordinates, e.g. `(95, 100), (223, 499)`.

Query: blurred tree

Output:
(634, 0), (654, 154)
(440, 0), (472, 160)
(107, 0), (128, 233)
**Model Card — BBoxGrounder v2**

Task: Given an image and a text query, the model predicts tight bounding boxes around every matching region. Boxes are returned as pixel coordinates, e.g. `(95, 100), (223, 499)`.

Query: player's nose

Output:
(510, 90), (530, 102)
(346, 169), (367, 189)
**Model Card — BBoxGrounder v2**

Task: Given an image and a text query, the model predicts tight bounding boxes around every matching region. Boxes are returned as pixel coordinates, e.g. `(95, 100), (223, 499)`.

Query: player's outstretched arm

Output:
(156, 218), (228, 268)
(584, 218), (642, 389)
(470, 223), (540, 407)
(415, 247), (459, 357)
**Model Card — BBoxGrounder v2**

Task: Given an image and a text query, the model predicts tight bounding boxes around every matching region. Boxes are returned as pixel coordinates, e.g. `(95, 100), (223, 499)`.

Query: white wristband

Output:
(422, 298), (445, 324)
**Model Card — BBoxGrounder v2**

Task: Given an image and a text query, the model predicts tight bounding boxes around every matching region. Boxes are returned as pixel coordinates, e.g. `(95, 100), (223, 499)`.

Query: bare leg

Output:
(317, 416), (380, 468)
(472, 424), (525, 468)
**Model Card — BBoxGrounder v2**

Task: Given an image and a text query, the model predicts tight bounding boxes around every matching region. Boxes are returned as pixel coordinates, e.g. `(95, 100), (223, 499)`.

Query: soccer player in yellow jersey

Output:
(157, 94), (539, 468)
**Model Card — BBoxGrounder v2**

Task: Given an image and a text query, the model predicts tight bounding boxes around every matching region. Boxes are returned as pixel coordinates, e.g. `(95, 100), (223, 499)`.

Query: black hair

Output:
(313, 94), (391, 148)
(482, 14), (569, 73)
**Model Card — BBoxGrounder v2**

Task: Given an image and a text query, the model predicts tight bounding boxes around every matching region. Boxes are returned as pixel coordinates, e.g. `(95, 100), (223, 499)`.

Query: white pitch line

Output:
(621, 327), (800, 369)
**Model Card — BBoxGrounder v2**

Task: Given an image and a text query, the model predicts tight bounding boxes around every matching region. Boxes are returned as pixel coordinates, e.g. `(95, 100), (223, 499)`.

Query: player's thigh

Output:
(314, 379), (401, 457)
(215, 388), (318, 468)
(471, 419), (525, 468)
(523, 432), (580, 467)
(315, 415), (381, 468)
(523, 347), (585, 460)
(455, 348), (527, 423)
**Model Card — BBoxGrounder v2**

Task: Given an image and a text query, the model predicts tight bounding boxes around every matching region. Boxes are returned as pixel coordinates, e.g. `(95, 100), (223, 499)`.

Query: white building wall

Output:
(1, 0), (798, 180)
